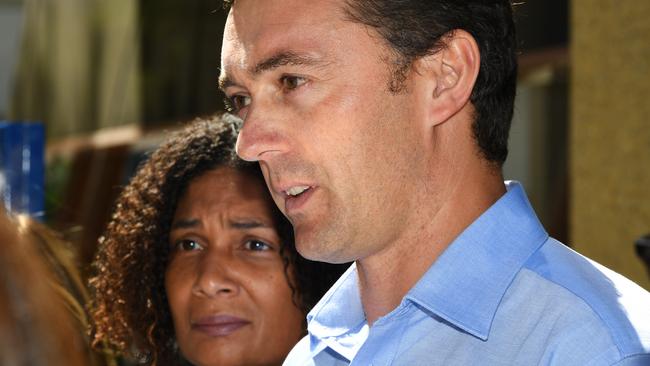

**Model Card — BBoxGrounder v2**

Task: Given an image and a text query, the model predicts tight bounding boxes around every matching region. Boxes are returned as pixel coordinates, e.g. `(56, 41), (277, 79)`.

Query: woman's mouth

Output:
(192, 315), (251, 337)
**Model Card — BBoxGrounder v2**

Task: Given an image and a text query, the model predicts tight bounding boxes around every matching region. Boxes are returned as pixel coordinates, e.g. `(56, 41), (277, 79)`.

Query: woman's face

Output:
(165, 167), (304, 366)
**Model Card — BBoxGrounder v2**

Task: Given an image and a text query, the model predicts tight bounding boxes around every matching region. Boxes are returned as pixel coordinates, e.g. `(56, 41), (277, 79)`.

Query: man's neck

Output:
(357, 162), (506, 325)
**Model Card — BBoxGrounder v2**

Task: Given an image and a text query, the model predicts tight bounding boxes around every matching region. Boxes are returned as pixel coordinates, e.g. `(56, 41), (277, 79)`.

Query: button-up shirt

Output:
(284, 182), (650, 365)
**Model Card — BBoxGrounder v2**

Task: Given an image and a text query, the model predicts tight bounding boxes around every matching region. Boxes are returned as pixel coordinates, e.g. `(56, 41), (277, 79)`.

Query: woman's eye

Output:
(244, 240), (272, 251)
(174, 239), (203, 252)
(280, 75), (306, 91)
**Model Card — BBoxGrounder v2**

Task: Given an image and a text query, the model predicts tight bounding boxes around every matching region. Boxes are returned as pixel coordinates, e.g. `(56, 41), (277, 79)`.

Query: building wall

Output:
(571, 0), (650, 289)
(0, 3), (24, 119)
(10, 0), (140, 138)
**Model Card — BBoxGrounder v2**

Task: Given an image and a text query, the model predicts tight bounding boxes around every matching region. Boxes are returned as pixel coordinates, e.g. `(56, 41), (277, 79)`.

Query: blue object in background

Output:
(0, 121), (45, 218)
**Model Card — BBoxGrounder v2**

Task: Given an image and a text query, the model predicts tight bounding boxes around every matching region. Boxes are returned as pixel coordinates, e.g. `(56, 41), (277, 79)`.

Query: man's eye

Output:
(244, 240), (272, 251)
(174, 239), (203, 252)
(280, 75), (306, 91)
(225, 94), (251, 112)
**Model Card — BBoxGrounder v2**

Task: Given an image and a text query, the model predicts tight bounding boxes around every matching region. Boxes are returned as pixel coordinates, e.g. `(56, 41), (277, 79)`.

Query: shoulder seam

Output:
(520, 267), (624, 358)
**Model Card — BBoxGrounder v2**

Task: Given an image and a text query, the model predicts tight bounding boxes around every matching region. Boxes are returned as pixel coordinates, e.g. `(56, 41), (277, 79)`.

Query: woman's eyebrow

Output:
(229, 219), (271, 229)
(170, 218), (200, 230)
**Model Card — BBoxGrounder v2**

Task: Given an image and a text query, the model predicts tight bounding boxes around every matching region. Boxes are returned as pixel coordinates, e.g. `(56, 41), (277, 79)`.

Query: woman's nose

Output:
(191, 254), (240, 298)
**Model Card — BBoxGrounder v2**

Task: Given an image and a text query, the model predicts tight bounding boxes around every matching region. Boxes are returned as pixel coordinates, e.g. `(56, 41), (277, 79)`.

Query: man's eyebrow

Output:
(219, 74), (236, 91)
(253, 51), (325, 75)
(171, 218), (200, 230)
(219, 51), (327, 91)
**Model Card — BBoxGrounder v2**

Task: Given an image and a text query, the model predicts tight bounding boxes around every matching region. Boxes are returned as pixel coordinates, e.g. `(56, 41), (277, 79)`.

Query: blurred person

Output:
(0, 208), (88, 366)
(219, 0), (650, 365)
(14, 214), (118, 366)
(89, 114), (348, 366)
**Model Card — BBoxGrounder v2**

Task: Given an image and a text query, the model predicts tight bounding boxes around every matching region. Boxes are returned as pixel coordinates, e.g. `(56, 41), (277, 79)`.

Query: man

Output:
(219, 1), (650, 365)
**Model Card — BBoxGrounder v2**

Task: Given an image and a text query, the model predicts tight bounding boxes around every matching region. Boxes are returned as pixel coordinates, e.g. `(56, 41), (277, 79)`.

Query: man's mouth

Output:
(285, 185), (311, 197)
(283, 185), (315, 212)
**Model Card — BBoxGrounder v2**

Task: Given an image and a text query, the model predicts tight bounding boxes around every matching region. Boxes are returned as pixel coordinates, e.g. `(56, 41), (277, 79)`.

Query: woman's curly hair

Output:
(89, 113), (348, 365)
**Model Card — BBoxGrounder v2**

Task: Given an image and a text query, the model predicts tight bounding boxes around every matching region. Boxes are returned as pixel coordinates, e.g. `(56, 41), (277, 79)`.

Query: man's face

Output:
(220, 0), (428, 263)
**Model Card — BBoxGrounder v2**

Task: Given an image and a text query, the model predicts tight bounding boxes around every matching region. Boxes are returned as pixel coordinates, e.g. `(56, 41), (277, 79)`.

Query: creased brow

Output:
(230, 219), (270, 230)
(171, 218), (200, 230)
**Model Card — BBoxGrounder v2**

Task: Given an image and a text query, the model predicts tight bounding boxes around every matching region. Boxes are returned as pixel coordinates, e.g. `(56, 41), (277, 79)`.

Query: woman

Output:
(89, 114), (347, 366)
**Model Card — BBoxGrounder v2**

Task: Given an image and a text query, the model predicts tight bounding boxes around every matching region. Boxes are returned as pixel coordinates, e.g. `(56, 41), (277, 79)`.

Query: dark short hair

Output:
(89, 114), (348, 365)
(342, 1), (518, 165)
(223, 0), (517, 165)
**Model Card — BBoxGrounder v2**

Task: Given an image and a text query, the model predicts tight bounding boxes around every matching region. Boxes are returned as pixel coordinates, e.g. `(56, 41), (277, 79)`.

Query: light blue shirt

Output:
(284, 182), (650, 365)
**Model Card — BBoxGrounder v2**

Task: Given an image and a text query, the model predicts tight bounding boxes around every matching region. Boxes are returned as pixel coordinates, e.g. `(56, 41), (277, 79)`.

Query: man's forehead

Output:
(221, 0), (347, 76)
(230, 0), (345, 19)
(224, 0), (347, 45)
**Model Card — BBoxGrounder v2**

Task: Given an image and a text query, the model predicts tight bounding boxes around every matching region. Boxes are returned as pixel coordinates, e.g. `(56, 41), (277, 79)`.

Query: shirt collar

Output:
(307, 181), (548, 348)
(307, 262), (364, 337)
(306, 263), (366, 360)
(406, 181), (548, 340)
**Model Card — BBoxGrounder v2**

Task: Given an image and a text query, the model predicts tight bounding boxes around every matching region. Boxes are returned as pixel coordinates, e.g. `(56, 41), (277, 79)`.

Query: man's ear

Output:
(413, 29), (480, 127)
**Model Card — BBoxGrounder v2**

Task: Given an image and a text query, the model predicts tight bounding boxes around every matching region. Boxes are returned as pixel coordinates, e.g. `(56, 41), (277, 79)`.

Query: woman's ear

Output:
(413, 29), (480, 127)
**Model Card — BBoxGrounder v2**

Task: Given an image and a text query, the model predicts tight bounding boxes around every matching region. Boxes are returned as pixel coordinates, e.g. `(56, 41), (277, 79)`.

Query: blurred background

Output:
(0, 0), (648, 289)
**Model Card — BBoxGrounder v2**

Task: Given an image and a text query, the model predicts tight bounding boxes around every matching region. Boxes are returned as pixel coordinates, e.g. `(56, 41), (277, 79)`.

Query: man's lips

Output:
(269, 180), (317, 213)
(191, 315), (250, 337)
(284, 186), (315, 213)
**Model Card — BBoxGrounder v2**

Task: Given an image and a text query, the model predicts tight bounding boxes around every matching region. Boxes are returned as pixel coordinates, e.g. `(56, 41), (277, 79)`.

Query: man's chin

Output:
(295, 232), (352, 264)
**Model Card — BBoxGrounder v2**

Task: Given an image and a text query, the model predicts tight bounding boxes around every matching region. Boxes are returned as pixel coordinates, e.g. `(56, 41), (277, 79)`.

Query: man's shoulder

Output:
(515, 238), (650, 358)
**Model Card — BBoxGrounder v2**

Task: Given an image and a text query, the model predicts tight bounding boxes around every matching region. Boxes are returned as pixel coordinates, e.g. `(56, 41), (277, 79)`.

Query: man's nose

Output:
(191, 254), (239, 298)
(235, 104), (289, 162)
